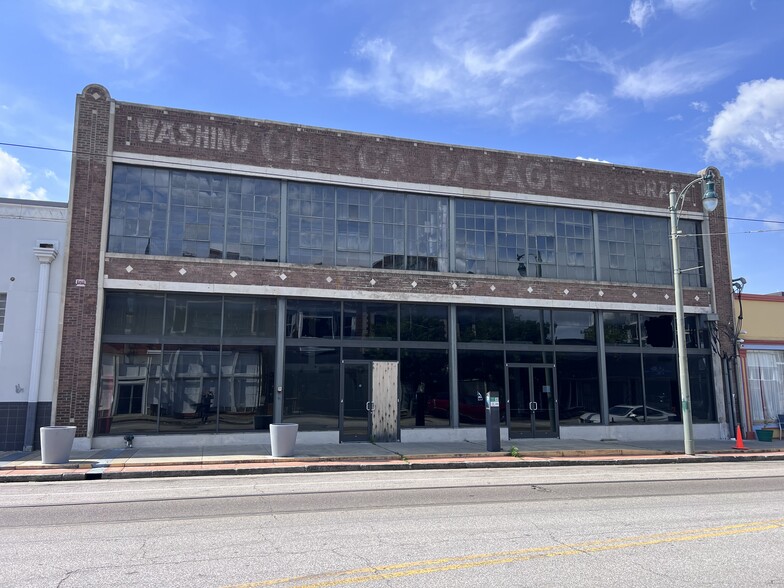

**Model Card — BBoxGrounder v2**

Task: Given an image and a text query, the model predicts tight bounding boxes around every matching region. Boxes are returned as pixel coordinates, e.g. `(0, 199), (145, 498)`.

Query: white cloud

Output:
(705, 78), (784, 167)
(628, 0), (655, 31)
(690, 100), (709, 112)
(614, 50), (734, 100)
(576, 156), (612, 164)
(43, 0), (208, 70)
(559, 92), (606, 122)
(0, 149), (48, 200)
(662, 0), (711, 18)
(333, 14), (573, 121)
(728, 190), (784, 230)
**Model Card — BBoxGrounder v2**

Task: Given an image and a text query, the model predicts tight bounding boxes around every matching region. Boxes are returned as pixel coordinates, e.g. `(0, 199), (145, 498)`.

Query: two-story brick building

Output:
(56, 84), (735, 449)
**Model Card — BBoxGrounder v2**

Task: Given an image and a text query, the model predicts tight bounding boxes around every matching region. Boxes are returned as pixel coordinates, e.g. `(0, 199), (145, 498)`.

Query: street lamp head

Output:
(701, 171), (719, 212)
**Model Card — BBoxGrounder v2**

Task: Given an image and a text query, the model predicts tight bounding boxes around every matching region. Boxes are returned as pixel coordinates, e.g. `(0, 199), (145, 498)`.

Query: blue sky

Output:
(1, 0), (783, 293)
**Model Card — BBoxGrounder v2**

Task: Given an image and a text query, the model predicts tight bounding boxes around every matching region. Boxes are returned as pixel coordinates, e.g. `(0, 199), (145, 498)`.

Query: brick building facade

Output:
(57, 84), (735, 449)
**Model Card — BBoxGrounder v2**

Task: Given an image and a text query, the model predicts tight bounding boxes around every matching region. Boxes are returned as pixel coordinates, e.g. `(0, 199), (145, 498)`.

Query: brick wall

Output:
(55, 85), (111, 432)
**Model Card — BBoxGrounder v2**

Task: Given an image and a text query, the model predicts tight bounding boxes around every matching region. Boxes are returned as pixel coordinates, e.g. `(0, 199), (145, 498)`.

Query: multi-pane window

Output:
(496, 203), (529, 277)
(226, 177), (280, 261)
(678, 219), (706, 288)
(108, 165), (707, 289)
(287, 183), (447, 272)
(598, 213), (705, 286)
(455, 200), (495, 274)
(108, 165), (280, 261)
(371, 191), (405, 269)
(286, 183), (336, 266)
(406, 194), (448, 271)
(556, 209), (594, 280)
(336, 188), (371, 267)
(458, 201), (593, 279)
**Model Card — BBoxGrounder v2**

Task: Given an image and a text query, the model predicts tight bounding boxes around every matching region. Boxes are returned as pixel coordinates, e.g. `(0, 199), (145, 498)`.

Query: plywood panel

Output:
(371, 361), (399, 442)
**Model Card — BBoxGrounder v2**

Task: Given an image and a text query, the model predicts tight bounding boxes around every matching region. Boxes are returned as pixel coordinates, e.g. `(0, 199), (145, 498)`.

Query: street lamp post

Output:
(669, 168), (720, 456)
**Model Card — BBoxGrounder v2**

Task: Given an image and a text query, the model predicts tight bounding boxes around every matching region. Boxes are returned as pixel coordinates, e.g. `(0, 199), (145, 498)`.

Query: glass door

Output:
(341, 362), (371, 442)
(507, 364), (558, 438)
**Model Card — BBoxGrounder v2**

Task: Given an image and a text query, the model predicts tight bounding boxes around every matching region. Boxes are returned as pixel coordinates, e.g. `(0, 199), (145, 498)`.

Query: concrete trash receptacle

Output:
(269, 423), (298, 457)
(40, 426), (77, 464)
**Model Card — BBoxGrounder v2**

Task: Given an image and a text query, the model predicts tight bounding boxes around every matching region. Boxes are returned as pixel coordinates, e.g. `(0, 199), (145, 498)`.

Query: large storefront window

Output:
(284, 346), (339, 431)
(400, 349), (450, 428)
(556, 352), (600, 425)
(456, 350), (505, 426)
(98, 294), (717, 436)
(746, 350), (784, 425)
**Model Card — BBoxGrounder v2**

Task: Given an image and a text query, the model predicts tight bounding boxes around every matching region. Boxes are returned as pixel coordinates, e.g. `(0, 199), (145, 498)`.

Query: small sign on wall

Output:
(75, 279), (86, 288)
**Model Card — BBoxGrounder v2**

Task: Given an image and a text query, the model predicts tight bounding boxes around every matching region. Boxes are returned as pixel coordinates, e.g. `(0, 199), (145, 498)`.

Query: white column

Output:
(22, 244), (58, 451)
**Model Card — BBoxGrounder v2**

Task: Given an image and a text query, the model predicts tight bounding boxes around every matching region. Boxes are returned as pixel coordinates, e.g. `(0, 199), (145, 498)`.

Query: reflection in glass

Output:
(217, 346), (275, 431)
(343, 302), (398, 340)
(164, 295), (222, 338)
(603, 312), (639, 346)
(342, 347), (398, 361)
(553, 310), (596, 345)
(505, 308), (551, 344)
(284, 346), (339, 431)
(96, 343), (162, 435)
(103, 292), (165, 337)
(556, 352), (599, 425)
(456, 350), (504, 426)
(604, 353), (644, 424)
(689, 355), (715, 422)
(159, 345), (221, 432)
(400, 349), (449, 428)
(643, 354), (679, 422)
(457, 306), (503, 342)
(400, 304), (447, 341)
(505, 351), (553, 364)
(286, 299), (341, 339)
(222, 297), (277, 339)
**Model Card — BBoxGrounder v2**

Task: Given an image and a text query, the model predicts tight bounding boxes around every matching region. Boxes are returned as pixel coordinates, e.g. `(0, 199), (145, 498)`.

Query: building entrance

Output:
(340, 361), (399, 442)
(507, 364), (558, 438)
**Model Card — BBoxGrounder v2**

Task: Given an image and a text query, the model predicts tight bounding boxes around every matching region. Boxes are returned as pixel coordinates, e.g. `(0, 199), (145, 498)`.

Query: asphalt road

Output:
(1, 462), (783, 587)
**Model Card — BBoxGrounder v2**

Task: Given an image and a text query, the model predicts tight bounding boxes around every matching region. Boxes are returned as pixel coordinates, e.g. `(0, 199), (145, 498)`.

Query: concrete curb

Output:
(3, 451), (784, 482)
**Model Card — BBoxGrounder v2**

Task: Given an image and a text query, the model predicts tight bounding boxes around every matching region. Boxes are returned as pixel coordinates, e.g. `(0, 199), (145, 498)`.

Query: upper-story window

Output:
(107, 165), (706, 289)
(455, 200), (594, 280)
(286, 182), (448, 272)
(108, 165), (280, 262)
(597, 212), (705, 287)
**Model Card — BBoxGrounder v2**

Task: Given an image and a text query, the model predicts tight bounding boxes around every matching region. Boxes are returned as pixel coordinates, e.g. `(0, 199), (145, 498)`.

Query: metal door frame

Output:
(505, 363), (559, 439)
(339, 360), (373, 442)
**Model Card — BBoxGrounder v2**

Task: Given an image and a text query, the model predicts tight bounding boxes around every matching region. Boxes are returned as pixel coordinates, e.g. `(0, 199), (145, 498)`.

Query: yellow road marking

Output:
(226, 517), (784, 588)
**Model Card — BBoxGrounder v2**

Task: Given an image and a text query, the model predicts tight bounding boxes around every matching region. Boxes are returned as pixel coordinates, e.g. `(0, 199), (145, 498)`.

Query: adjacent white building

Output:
(0, 197), (67, 451)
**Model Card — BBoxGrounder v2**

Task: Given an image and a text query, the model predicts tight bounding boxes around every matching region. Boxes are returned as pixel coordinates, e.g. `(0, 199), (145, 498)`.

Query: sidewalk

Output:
(2, 438), (784, 483)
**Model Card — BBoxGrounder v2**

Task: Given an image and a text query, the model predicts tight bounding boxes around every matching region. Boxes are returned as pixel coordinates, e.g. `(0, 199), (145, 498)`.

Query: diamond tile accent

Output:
(326, 276), (333, 283)
(279, 273), (287, 281)
(230, 271), (238, 278)
(632, 292), (638, 298)
(694, 295), (700, 302)
(125, 265), (133, 273)
(563, 289), (569, 295)
(490, 285), (496, 292)
(527, 286), (533, 293)
(411, 281), (418, 288)
(451, 283), (458, 290)
(370, 279), (376, 286)
(665, 294), (670, 300)
(179, 268), (187, 276)
(598, 290), (604, 297)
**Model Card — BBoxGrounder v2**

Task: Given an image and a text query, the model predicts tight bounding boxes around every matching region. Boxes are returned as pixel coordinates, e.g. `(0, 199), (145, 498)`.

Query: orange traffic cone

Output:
(733, 425), (747, 450)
